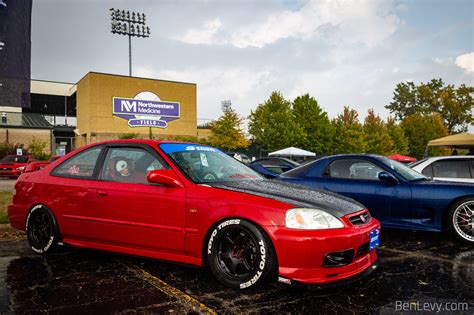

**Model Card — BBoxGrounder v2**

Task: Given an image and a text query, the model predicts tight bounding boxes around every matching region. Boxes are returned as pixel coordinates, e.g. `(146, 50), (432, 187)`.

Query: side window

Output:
(328, 159), (384, 180)
(421, 165), (433, 177)
(52, 147), (102, 178)
(100, 147), (168, 184)
(432, 160), (471, 178)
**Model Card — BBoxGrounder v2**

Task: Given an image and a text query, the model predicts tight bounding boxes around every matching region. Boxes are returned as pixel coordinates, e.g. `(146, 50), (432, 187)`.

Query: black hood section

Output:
(207, 180), (364, 218)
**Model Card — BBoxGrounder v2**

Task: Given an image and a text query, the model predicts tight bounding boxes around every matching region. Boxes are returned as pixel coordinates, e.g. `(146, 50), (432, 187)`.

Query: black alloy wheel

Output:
(207, 219), (277, 289)
(26, 206), (59, 254)
(217, 228), (259, 279)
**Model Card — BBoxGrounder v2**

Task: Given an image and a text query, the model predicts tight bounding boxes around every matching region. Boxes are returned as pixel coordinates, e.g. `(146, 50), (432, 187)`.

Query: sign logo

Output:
(113, 91), (180, 128)
(121, 100), (137, 112)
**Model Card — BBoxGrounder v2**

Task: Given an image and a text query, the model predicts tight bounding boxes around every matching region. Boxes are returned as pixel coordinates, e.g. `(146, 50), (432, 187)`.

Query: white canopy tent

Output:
(268, 147), (316, 157)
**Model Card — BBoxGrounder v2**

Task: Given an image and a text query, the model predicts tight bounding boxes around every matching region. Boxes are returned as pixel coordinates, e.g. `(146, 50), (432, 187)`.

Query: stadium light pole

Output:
(110, 8), (151, 77)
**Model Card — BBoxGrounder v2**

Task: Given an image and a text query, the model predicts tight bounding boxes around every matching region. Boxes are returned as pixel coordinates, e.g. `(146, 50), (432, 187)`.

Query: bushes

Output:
(28, 138), (51, 160)
(119, 133), (140, 139)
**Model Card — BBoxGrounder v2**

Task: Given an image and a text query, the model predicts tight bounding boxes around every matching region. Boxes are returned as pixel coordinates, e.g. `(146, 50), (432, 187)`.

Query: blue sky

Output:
(32, 0), (473, 128)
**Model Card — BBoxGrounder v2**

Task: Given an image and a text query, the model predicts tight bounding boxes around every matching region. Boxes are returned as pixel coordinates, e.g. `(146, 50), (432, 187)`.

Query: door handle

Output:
(96, 191), (108, 197)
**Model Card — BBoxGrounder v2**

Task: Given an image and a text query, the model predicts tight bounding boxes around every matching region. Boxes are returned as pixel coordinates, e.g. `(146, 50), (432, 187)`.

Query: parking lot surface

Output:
(0, 229), (472, 314)
(0, 179), (16, 191)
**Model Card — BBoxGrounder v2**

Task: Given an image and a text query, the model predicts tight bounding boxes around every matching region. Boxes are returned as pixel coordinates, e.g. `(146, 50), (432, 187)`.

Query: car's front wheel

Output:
(26, 205), (60, 254)
(207, 219), (277, 289)
(448, 199), (474, 244)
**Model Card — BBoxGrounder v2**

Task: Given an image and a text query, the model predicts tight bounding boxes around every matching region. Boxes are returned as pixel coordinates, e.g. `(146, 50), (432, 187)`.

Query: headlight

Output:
(285, 208), (344, 230)
(16, 166), (26, 171)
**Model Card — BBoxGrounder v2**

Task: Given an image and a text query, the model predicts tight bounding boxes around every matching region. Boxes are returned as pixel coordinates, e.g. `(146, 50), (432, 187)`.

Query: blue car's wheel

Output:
(449, 199), (474, 244)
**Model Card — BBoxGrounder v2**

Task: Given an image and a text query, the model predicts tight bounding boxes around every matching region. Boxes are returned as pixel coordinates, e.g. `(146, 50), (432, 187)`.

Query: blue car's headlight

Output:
(285, 208), (344, 230)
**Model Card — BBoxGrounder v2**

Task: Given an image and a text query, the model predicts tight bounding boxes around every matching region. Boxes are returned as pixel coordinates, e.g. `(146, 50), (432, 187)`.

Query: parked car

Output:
(226, 152), (251, 164)
(0, 155), (33, 178)
(279, 154), (474, 244)
(249, 157), (300, 178)
(24, 156), (65, 173)
(411, 156), (474, 183)
(9, 140), (380, 289)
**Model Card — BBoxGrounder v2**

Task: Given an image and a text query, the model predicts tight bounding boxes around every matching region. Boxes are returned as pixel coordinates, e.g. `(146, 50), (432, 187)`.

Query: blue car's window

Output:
(160, 143), (263, 183)
(327, 159), (384, 180)
(376, 156), (427, 181)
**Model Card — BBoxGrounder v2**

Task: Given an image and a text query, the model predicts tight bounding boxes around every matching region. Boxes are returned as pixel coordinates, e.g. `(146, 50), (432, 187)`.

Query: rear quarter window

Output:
(52, 147), (102, 178)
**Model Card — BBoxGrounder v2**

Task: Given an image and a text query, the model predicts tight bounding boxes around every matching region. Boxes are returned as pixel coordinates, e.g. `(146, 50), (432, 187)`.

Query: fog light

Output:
(323, 249), (354, 267)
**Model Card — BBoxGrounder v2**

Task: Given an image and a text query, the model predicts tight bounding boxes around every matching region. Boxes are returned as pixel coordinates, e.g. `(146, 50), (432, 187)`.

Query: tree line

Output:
(207, 78), (473, 159)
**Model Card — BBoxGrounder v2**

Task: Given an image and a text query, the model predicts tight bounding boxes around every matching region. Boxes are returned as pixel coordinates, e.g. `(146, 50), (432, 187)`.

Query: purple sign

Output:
(112, 94), (180, 128)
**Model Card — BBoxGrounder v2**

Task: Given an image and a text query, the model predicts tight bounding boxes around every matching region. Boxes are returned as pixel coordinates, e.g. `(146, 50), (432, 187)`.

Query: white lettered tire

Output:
(207, 219), (277, 289)
(26, 205), (59, 254)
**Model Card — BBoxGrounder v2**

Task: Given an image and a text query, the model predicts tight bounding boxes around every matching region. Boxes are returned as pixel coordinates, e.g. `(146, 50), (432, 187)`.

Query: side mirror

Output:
(378, 171), (398, 184)
(147, 169), (184, 188)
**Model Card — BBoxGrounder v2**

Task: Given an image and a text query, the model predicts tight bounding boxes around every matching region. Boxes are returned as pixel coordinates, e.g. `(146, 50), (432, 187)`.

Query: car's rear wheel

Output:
(26, 205), (59, 254)
(207, 219), (277, 289)
(448, 199), (474, 244)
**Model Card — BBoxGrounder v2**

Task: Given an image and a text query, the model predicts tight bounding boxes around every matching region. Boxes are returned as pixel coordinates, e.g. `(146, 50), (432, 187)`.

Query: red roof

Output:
(387, 154), (417, 162)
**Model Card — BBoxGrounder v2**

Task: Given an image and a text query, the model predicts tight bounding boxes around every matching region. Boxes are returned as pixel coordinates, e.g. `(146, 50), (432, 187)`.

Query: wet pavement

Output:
(0, 229), (472, 314)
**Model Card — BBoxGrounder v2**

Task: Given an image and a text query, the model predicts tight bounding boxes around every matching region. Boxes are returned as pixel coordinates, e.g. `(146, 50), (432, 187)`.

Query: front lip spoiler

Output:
(289, 257), (380, 290)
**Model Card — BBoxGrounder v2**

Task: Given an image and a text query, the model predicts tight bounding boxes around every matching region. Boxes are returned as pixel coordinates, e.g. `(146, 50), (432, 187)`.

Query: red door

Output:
(85, 145), (186, 253)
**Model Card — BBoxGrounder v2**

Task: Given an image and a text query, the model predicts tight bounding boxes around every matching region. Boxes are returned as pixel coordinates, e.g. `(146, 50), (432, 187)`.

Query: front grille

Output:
(348, 211), (371, 226)
(323, 249), (354, 267)
(356, 242), (370, 257)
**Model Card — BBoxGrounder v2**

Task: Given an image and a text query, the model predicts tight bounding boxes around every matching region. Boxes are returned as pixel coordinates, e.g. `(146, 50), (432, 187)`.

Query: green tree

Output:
(292, 94), (335, 155)
(332, 107), (367, 154)
(386, 79), (474, 133)
(248, 91), (305, 152)
(386, 117), (409, 155)
(400, 113), (449, 159)
(363, 109), (393, 155)
(209, 107), (249, 151)
(28, 138), (50, 160)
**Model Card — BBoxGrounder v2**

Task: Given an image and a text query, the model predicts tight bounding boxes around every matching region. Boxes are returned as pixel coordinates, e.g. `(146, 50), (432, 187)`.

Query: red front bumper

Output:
(267, 216), (381, 285)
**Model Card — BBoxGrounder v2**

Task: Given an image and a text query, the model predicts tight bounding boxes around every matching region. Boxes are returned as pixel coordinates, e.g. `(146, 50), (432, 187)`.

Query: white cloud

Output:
(178, 19), (223, 45)
(455, 52), (474, 73)
(175, 0), (399, 48)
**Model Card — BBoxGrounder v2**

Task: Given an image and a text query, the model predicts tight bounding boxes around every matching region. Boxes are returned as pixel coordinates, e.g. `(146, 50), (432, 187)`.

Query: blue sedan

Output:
(279, 154), (474, 244)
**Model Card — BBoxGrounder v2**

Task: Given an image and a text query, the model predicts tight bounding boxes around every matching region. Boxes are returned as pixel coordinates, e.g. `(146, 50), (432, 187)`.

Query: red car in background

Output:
(23, 156), (63, 173)
(0, 155), (33, 178)
(9, 140), (380, 289)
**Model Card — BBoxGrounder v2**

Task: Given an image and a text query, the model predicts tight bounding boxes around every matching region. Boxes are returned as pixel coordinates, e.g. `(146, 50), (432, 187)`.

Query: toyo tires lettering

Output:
(239, 240), (266, 289)
(207, 219), (241, 255)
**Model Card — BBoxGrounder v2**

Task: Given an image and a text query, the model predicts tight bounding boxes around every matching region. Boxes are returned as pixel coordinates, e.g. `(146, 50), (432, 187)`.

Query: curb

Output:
(0, 223), (14, 233)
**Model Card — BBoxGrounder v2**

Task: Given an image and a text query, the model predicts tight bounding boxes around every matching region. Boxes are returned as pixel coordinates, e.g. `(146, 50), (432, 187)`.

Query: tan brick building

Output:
(76, 72), (198, 146)
(0, 72), (211, 156)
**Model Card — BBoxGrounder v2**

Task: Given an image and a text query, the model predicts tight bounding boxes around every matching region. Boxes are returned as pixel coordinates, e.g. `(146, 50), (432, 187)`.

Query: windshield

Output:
(1, 155), (28, 163)
(160, 143), (263, 183)
(377, 156), (428, 181)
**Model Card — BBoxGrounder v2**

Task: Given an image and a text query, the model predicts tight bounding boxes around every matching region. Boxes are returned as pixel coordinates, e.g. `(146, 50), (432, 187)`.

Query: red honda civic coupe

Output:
(8, 140), (380, 289)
